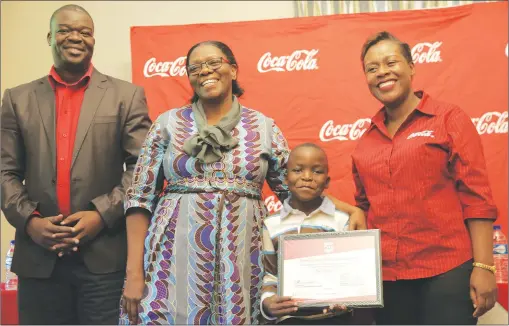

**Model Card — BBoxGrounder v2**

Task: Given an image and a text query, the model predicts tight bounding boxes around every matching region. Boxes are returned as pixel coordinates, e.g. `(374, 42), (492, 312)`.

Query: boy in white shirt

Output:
(261, 143), (359, 324)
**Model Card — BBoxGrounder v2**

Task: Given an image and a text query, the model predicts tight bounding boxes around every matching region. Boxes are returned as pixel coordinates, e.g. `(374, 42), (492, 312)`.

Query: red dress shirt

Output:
(352, 91), (498, 281)
(44, 65), (93, 217)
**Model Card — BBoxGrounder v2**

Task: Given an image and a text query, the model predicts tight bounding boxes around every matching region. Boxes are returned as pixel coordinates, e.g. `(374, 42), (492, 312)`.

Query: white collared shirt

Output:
(260, 196), (350, 321)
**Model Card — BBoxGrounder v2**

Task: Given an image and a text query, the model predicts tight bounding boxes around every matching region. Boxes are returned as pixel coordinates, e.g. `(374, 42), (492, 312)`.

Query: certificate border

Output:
(277, 229), (384, 308)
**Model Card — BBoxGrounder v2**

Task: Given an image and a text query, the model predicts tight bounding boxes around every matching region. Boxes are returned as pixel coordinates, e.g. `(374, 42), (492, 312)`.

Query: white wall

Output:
(0, 0), (295, 281)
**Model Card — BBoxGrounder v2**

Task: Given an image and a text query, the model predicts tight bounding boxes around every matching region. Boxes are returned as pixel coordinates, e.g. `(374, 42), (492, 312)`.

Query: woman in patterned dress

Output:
(119, 40), (290, 326)
(119, 41), (365, 325)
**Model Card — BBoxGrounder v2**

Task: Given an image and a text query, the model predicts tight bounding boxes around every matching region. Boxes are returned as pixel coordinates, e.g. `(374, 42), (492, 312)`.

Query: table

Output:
(0, 283), (18, 325)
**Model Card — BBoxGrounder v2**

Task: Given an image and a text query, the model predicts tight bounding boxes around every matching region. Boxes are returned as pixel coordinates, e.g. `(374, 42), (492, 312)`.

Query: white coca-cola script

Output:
(318, 111), (507, 142)
(257, 49), (319, 73)
(407, 130), (435, 139)
(143, 57), (187, 78)
(471, 111), (508, 135)
(411, 42), (442, 64)
(265, 196), (282, 214)
(319, 118), (372, 142)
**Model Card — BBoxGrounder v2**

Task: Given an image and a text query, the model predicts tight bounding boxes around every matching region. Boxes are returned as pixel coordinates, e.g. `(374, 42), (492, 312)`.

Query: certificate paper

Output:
(278, 230), (383, 308)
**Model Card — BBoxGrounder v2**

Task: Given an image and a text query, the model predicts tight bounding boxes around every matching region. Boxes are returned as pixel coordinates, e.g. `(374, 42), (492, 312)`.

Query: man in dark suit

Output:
(1, 4), (151, 324)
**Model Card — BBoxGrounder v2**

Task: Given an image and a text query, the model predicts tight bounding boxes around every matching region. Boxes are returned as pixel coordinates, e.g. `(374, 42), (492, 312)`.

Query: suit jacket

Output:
(1, 68), (152, 278)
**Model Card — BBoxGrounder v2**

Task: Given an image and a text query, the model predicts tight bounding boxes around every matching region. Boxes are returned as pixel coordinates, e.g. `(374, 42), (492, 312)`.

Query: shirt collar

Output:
(48, 63), (94, 89)
(413, 91), (434, 116)
(280, 195), (336, 220)
(368, 90), (432, 132)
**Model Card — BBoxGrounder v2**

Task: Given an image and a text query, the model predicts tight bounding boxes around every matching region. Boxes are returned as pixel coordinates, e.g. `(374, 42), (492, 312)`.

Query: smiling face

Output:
(286, 146), (330, 203)
(363, 40), (415, 107)
(187, 44), (237, 102)
(47, 9), (94, 71)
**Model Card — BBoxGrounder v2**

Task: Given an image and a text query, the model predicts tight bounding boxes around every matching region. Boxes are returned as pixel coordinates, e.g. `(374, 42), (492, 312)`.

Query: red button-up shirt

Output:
(46, 64), (93, 216)
(352, 91), (498, 281)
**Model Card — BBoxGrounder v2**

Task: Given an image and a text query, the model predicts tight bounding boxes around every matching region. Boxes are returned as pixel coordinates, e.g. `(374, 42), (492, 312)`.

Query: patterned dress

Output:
(119, 105), (289, 325)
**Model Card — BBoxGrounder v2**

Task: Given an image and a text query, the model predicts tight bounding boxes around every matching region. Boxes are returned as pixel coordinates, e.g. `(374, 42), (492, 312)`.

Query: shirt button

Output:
(62, 133), (68, 138)
(59, 157), (65, 161)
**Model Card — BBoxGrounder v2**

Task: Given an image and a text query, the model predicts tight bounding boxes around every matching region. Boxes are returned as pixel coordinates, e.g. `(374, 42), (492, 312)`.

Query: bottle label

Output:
(493, 244), (508, 255)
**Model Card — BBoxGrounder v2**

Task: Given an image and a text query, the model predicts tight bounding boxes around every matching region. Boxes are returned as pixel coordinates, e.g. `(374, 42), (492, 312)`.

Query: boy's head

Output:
(286, 143), (330, 202)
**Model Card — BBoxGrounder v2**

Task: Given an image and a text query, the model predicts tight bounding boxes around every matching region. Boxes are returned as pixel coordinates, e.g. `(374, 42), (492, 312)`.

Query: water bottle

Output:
(493, 225), (508, 284)
(5, 240), (18, 290)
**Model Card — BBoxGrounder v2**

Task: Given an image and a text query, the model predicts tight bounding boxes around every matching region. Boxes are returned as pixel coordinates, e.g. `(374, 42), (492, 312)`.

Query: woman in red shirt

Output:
(352, 31), (498, 325)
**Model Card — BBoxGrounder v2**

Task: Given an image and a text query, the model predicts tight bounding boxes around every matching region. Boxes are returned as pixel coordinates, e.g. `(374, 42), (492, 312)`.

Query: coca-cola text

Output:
(319, 118), (371, 142)
(319, 111), (507, 142)
(143, 57), (187, 78)
(257, 49), (319, 73)
(471, 111), (508, 135)
(265, 196), (282, 214)
(411, 42), (442, 64)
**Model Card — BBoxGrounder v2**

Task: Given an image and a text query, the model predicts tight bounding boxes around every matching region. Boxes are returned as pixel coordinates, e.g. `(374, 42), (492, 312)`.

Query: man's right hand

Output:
(262, 294), (298, 318)
(26, 214), (78, 253)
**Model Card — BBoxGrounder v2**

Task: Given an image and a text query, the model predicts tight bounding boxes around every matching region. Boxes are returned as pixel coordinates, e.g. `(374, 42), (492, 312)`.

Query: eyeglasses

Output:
(187, 57), (232, 76)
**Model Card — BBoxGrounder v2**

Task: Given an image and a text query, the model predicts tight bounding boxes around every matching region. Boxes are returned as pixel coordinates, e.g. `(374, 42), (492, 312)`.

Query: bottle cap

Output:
(10, 240), (15, 245)
(493, 225), (501, 230)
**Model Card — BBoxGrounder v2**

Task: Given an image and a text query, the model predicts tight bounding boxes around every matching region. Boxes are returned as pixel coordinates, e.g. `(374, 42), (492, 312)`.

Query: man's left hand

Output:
(470, 267), (498, 318)
(348, 208), (367, 231)
(53, 211), (105, 256)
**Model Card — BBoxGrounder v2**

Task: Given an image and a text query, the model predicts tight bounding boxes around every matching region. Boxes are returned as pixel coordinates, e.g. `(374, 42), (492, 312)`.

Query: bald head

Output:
(50, 4), (93, 30)
(47, 4), (95, 74)
(289, 143), (329, 172)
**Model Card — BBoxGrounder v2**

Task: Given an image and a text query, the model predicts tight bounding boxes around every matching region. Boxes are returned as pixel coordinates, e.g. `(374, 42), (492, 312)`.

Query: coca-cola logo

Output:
(257, 49), (319, 73)
(265, 196), (282, 214)
(318, 112), (507, 143)
(471, 111), (508, 135)
(143, 57), (187, 78)
(411, 42), (442, 64)
(319, 118), (371, 142)
(407, 130), (435, 139)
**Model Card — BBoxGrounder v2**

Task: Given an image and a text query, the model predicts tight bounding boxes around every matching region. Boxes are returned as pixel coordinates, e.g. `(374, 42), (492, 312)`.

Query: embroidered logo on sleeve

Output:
(407, 130), (435, 139)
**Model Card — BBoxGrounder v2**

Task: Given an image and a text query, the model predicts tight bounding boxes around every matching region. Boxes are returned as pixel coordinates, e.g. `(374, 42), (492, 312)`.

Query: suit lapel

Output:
(71, 69), (108, 168)
(35, 78), (57, 171)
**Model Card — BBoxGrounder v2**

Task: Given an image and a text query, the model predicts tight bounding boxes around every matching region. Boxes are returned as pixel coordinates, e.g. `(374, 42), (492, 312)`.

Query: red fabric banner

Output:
(131, 2), (508, 235)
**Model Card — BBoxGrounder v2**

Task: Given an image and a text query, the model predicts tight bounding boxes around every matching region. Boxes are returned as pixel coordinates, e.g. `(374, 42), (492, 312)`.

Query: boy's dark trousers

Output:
(277, 310), (375, 325)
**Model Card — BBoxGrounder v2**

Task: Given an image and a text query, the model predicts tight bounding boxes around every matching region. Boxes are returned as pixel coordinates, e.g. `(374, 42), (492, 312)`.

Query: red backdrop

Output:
(131, 2), (508, 235)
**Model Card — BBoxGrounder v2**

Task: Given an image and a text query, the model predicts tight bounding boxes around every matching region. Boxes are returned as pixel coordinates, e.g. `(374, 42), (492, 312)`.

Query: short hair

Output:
(360, 31), (413, 64)
(289, 143), (329, 171)
(50, 4), (93, 30)
(185, 40), (244, 103)
(292, 142), (325, 153)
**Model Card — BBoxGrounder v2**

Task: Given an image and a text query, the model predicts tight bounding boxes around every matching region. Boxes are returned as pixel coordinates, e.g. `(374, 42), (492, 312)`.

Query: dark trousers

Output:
(277, 310), (372, 325)
(18, 254), (125, 325)
(375, 259), (476, 325)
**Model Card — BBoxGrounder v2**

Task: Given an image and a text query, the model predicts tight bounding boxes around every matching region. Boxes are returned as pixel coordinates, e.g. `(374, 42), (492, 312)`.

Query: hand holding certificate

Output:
(278, 229), (383, 309)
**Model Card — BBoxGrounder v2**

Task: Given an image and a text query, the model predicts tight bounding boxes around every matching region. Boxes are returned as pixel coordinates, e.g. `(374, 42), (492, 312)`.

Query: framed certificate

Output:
(277, 229), (383, 308)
